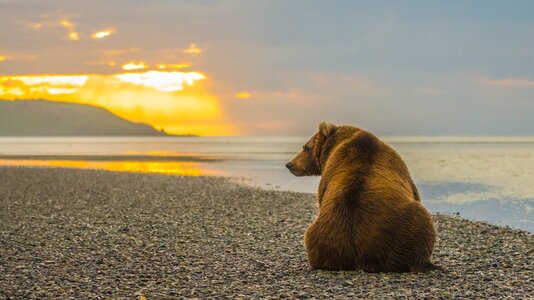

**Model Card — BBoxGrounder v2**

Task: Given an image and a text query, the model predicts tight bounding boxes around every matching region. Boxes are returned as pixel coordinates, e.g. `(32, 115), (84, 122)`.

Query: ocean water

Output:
(0, 136), (533, 232)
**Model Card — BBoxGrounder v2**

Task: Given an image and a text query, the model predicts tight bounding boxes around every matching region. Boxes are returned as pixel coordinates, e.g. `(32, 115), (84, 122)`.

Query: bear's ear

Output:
(319, 122), (336, 137)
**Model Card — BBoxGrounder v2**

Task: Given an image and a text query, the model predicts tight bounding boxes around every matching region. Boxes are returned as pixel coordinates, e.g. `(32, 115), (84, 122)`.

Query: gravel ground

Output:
(0, 167), (533, 299)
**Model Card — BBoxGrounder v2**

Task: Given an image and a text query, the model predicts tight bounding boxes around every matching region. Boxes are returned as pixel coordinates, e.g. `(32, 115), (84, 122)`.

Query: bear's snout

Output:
(285, 162), (293, 170)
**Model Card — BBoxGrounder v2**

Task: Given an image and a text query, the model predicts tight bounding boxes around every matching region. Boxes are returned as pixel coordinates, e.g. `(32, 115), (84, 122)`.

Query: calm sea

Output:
(1, 136), (533, 232)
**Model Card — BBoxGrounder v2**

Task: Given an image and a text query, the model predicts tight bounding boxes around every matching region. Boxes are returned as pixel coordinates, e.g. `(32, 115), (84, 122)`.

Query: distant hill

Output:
(0, 100), (168, 136)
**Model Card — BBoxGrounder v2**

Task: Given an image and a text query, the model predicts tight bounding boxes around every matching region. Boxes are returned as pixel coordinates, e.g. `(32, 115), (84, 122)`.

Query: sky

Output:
(0, 0), (533, 136)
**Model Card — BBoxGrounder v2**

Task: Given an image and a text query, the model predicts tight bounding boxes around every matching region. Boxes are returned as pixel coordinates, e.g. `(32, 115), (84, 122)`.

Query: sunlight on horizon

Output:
(0, 72), (236, 136)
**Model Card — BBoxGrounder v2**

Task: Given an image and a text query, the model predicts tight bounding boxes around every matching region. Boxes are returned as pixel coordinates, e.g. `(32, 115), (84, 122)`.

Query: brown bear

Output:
(286, 122), (442, 272)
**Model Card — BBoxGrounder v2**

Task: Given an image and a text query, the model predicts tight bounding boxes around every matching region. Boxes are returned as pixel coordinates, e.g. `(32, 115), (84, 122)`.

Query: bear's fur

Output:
(287, 122), (441, 272)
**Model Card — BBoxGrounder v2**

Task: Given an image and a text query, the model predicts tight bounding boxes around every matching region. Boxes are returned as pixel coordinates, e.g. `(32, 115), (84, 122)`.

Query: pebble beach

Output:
(0, 167), (533, 299)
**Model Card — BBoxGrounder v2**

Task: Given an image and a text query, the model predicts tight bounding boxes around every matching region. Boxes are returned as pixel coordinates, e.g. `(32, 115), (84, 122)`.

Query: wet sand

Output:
(0, 167), (532, 299)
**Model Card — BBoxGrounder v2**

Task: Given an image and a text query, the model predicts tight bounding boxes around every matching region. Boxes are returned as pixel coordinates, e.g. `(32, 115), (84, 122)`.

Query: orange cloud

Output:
(482, 77), (534, 88)
(114, 71), (205, 92)
(235, 92), (251, 99)
(182, 43), (202, 54)
(102, 48), (141, 56)
(157, 63), (191, 69)
(0, 72), (235, 136)
(60, 20), (74, 28)
(61, 20), (80, 41)
(68, 32), (80, 41)
(0, 75), (89, 96)
(122, 62), (148, 70)
(87, 61), (117, 67)
(29, 22), (43, 29)
(91, 29), (115, 39)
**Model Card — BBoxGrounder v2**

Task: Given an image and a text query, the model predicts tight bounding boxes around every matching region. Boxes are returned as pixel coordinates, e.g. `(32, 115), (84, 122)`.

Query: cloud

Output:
(221, 87), (334, 135)
(68, 32), (80, 41)
(0, 72), (234, 136)
(235, 92), (250, 99)
(182, 43), (202, 54)
(114, 71), (205, 92)
(0, 75), (88, 96)
(86, 61), (116, 67)
(91, 29), (115, 39)
(1, 75), (89, 87)
(0, 72), (205, 95)
(27, 17), (117, 42)
(60, 19), (80, 41)
(28, 22), (43, 29)
(2, 1), (533, 135)
(157, 63), (191, 70)
(481, 77), (534, 88)
(0, 52), (35, 62)
(218, 72), (394, 135)
(102, 48), (141, 56)
(122, 62), (148, 70)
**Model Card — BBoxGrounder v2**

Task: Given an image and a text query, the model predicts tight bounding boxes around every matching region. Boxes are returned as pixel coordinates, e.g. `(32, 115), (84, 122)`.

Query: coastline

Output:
(1, 167), (532, 298)
(0, 154), (222, 162)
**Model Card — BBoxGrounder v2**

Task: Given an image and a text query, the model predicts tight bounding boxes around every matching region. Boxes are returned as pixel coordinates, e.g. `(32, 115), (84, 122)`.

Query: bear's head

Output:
(286, 122), (337, 177)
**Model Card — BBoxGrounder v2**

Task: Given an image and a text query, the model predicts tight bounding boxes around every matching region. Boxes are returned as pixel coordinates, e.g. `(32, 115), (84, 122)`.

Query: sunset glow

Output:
(61, 20), (80, 41)
(122, 62), (147, 70)
(92, 30), (114, 39)
(114, 71), (205, 92)
(1, 1), (532, 137)
(60, 20), (74, 28)
(0, 72), (235, 136)
(1, 75), (89, 86)
(158, 63), (191, 69)
(29, 22), (43, 29)
(183, 43), (202, 54)
(68, 32), (80, 41)
(235, 92), (251, 99)
(0, 75), (89, 96)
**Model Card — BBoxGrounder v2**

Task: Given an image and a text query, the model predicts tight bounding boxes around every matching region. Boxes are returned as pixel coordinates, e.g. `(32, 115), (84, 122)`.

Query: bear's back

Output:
(322, 129), (417, 205)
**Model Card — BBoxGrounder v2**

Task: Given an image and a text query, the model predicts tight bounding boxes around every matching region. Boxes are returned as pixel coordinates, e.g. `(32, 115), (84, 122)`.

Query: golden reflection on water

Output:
(122, 150), (193, 157)
(0, 159), (220, 176)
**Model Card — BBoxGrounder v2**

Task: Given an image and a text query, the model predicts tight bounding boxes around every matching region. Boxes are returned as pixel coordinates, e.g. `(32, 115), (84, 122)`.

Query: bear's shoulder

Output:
(339, 130), (381, 162)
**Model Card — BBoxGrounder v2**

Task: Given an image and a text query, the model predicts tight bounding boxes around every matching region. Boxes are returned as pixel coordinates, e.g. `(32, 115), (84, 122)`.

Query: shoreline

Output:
(1, 167), (532, 298)
(0, 154), (223, 162)
(1, 164), (532, 233)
